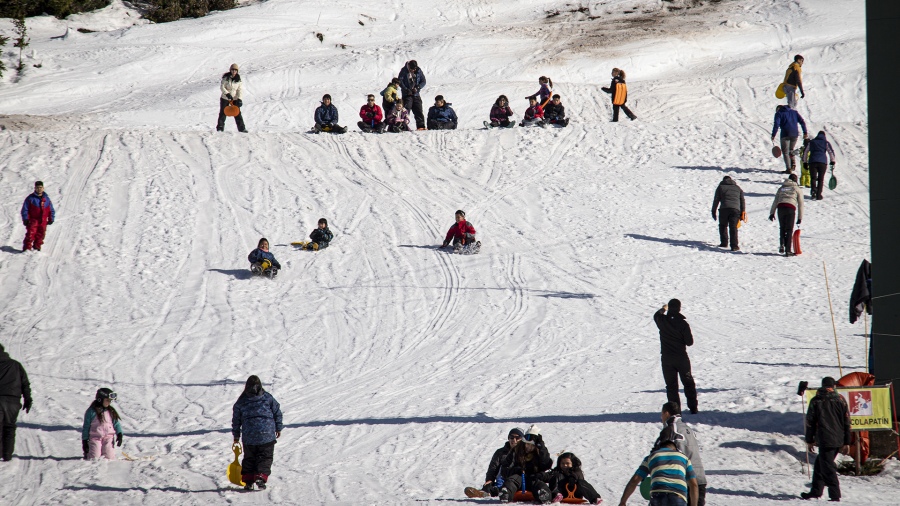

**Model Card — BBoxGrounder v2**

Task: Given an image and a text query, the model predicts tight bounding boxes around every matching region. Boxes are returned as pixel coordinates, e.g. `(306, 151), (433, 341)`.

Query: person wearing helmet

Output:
(81, 388), (123, 460)
(217, 63), (247, 133)
(617, 428), (699, 506)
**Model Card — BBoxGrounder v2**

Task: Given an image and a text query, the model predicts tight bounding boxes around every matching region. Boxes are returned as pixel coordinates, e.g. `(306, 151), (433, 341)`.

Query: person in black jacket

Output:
(801, 377), (851, 501)
(654, 299), (698, 414)
(464, 427), (524, 498)
(498, 426), (553, 503)
(0, 343), (32, 461)
(711, 176), (746, 251)
(398, 60), (427, 130)
(543, 94), (568, 127)
(304, 218), (334, 251)
(542, 452), (602, 504)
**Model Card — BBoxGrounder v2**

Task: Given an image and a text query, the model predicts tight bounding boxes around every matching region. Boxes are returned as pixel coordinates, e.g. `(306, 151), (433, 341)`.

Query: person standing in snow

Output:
(801, 376), (851, 501)
(617, 431), (699, 506)
(21, 180), (55, 252)
(526, 76), (553, 107)
(710, 176), (745, 251)
(81, 388), (123, 460)
(358, 94), (386, 132)
(217, 63), (247, 133)
(465, 427), (524, 498)
(0, 343), (32, 461)
(398, 60), (427, 130)
(782, 54), (805, 109)
(768, 174), (804, 256)
(771, 104), (808, 174)
(601, 68), (636, 122)
(801, 131), (836, 201)
(232, 375), (283, 491)
(381, 77), (401, 115)
(654, 299), (699, 415)
(658, 402), (707, 506)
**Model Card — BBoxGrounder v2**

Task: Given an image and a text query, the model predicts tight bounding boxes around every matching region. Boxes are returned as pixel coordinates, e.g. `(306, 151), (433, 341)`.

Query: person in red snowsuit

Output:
(358, 94), (386, 132)
(21, 181), (56, 252)
(442, 210), (476, 248)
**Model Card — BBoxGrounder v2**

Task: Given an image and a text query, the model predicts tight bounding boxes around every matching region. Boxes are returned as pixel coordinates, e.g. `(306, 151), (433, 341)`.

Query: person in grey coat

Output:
(768, 174), (804, 256)
(0, 344), (32, 461)
(711, 176), (745, 251)
(659, 401), (706, 506)
(232, 375), (283, 490)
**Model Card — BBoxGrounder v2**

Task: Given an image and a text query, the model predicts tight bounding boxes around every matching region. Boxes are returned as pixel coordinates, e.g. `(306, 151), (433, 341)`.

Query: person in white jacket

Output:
(768, 174), (804, 256)
(216, 63), (247, 133)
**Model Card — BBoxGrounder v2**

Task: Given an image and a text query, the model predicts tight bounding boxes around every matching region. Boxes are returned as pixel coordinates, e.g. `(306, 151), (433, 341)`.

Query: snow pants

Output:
(809, 447), (841, 500)
(649, 492), (687, 506)
(88, 435), (117, 460)
(612, 104), (636, 122)
(427, 120), (456, 130)
(661, 354), (698, 412)
(0, 398), (20, 461)
(217, 98), (247, 132)
(23, 219), (47, 251)
(777, 207), (796, 253)
(402, 95), (425, 129)
(780, 136), (798, 172)
(241, 440), (275, 483)
(503, 473), (550, 499)
(554, 476), (602, 503)
(783, 84), (798, 109)
(810, 162), (827, 199)
(718, 208), (740, 249)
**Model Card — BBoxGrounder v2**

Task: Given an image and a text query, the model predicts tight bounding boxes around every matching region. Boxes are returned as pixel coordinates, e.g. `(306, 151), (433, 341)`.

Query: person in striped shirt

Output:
(617, 431), (699, 506)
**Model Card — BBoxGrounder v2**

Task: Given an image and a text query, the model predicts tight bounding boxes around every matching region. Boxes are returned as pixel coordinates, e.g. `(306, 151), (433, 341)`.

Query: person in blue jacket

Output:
(801, 131), (837, 201)
(771, 104), (808, 174)
(313, 94), (346, 133)
(398, 60), (427, 130)
(232, 375), (283, 490)
(426, 95), (458, 130)
(248, 238), (281, 278)
(21, 181), (56, 252)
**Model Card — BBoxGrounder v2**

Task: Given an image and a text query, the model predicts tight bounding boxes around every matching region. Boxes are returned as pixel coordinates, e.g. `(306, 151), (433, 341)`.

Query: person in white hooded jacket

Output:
(768, 174), (804, 256)
(216, 63), (247, 133)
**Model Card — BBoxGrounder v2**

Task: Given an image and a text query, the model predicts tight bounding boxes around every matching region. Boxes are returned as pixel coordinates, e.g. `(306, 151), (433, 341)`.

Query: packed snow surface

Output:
(0, 0), (892, 504)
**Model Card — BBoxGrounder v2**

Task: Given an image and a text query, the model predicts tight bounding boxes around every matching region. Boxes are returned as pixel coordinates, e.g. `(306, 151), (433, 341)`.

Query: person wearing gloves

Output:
(768, 173), (804, 256)
(358, 94), (386, 132)
(465, 427), (524, 498)
(771, 104), (808, 174)
(314, 94), (346, 133)
(801, 131), (837, 200)
(232, 375), (283, 491)
(801, 376), (851, 502)
(486, 95), (515, 128)
(398, 60), (427, 130)
(654, 299), (698, 414)
(710, 176), (745, 251)
(82, 388), (123, 460)
(21, 180), (55, 252)
(782, 54), (805, 109)
(542, 94), (569, 127)
(216, 63), (247, 133)
(385, 101), (411, 132)
(441, 210), (478, 252)
(248, 238), (281, 277)
(426, 95), (458, 130)
(658, 402), (707, 506)
(498, 425), (554, 503)
(303, 218), (334, 251)
(0, 343), (32, 461)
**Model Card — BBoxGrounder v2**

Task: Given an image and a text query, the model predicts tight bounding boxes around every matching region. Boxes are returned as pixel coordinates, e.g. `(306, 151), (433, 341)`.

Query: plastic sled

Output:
(228, 443), (245, 486)
(792, 228), (802, 255)
(772, 145), (782, 158)
(639, 476), (651, 499)
(558, 483), (589, 503)
(224, 102), (240, 117)
(775, 82), (786, 99)
(828, 169), (837, 190)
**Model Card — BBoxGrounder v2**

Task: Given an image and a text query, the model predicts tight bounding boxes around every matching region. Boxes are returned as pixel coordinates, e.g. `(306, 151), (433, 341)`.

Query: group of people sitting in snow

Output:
(216, 60), (638, 133)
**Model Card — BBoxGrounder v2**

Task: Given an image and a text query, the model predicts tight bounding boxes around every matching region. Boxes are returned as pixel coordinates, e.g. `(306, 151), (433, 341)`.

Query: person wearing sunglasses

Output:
(358, 94), (386, 133)
(81, 388), (124, 460)
(497, 426), (553, 503)
(465, 428), (525, 498)
(216, 63), (247, 133)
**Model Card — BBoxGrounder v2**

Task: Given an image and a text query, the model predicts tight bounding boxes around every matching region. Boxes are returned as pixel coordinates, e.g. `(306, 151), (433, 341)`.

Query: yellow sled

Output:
(228, 443), (244, 486)
(775, 82), (786, 99)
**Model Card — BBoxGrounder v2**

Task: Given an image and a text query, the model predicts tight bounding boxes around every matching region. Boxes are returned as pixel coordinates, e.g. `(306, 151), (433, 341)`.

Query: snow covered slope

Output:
(1, 0), (893, 504)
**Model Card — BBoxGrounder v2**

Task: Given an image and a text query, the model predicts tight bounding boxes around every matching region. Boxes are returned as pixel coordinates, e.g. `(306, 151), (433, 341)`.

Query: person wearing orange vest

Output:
(601, 68), (636, 122)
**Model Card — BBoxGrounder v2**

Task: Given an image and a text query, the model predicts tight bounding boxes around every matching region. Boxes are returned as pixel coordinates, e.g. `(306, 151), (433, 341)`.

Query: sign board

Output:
(804, 385), (894, 431)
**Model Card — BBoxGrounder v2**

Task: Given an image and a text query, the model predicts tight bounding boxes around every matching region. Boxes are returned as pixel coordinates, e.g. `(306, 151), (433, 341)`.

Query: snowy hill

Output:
(0, 0), (893, 504)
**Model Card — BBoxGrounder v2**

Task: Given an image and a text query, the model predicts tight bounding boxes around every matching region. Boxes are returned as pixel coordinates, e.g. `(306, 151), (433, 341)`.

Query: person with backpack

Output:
(0, 343), (32, 461)
(81, 388), (124, 460)
(771, 104), (809, 174)
(542, 94), (569, 127)
(710, 175), (745, 251)
(768, 174), (804, 256)
(782, 54), (805, 109)
(21, 180), (55, 252)
(232, 375), (283, 491)
(464, 427), (524, 498)
(358, 94), (386, 133)
(216, 63), (247, 133)
(426, 95), (458, 130)
(801, 377), (851, 501)
(601, 68), (636, 122)
(398, 60), (427, 130)
(801, 131), (836, 200)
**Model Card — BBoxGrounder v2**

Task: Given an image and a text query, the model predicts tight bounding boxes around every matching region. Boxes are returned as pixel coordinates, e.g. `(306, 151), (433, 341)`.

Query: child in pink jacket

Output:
(82, 388), (124, 460)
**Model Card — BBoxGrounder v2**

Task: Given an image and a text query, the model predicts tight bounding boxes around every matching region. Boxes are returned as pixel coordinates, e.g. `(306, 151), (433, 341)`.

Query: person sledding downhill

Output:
(232, 375), (283, 491)
(297, 218), (334, 251)
(543, 453), (603, 505)
(313, 94), (347, 134)
(248, 238), (281, 278)
(216, 63), (248, 133)
(21, 180), (55, 252)
(465, 427), (524, 499)
(543, 94), (569, 127)
(441, 210), (480, 254)
(486, 95), (515, 128)
(497, 426), (554, 504)
(526, 76), (553, 108)
(82, 388), (124, 461)
(386, 101), (411, 132)
(520, 97), (545, 127)
(358, 94), (386, 133)
(771, 104), (808, 174)
(601, 68), (636, 122)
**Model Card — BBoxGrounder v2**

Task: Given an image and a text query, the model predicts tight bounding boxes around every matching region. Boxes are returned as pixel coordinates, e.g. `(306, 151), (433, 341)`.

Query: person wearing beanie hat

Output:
(782, 54), (805, 109)
(301, 218), (334, 251)
(768, 174), (804, 256)
(426, 95), (458, 130)
(711, 175), (746, 251)
(441, 210), (479, 254)
(217, 63), (247, 133)
(464, 428), (525, 498)
(654, 299), (699, 414)
(314, 94), (347, 133)
(800, 130), (837, 201)
(497, 424), (552, 503)
(21, 180), (56, 252)
(398, 60), (427, 129)
(802, 376), (851, 501)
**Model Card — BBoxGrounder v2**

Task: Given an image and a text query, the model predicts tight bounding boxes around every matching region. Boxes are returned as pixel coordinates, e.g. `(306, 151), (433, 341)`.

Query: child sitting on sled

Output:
(302, 218), (334, 251)
(441, 210), (480, 254)
(82, 388), (124, 460)
(543, 452), (603, 505)
(486, 95), (515, 128)
(248, 238), (281, 277)
(520, 96), (545, 127)
(542, 94), (569, 127)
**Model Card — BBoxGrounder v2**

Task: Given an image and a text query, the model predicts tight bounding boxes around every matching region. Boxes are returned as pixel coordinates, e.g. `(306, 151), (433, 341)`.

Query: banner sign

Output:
(804, 385), (894, 431)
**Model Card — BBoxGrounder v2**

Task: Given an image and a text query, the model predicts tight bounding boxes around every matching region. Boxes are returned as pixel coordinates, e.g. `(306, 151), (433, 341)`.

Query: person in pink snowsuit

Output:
(81, 388), (123, 460)
(21, 180), (56, 252)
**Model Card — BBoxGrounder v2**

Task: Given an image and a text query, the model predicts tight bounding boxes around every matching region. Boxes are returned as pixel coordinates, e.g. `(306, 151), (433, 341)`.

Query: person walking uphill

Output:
(654, 299), (698, 414)
(233, 375), (283, 491)
(782, 54), (805, 109)
(21, 180), (55, 252)
(659, 402), (707, 506)
(768, 174), (804, 256)
(801, 376), (851, 501)
(771, 104), (808, 173)
(801, 131), (836, 201)
(217, 63), (247, 133)
(710, 176), (745, 251)
(0, 344), (32, 461)
(398, 60), (427, 130)
(617, 431), (699, 506)
(601, 68), (636, 122)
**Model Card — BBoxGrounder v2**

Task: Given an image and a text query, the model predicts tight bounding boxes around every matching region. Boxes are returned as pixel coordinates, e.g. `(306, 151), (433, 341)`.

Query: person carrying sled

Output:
(487, 95), (514, 128)
(398, 60), (427, 130)
(232, 375), (283, 491)
(386, 101), (411, 132)
(526, 76), (553, 107)
(768, 173), (804, 256)
(217, 63), (247, 133)
(659, 402), (707, 506)
(248, 238), (281, 277)
(542, 94), (568, 127)
(654, 299), (699, 415)
(617, 429), (699, 506)
(358, 94), (386, 132)
(314, 94), (346, 133)
(520, 96), (545, 127)
(381, 77), (401, 114)
(0, 343), (32, 461)
(543, 452), (603, 505)
(801, 130), (836, 201)
(21, 180), (55, 252)
(426, 95), (458, 130)
(465, 427), (524, 498)
(81, 388), (124, 460)
(771, 104), (808, 174)
(497, 426), (554, 504)
(801, 376), (851, 502)
(303, 218), (334, 251)
(710, 175), (745, 251)
(601, 68), (637, 122)
(782, 54), (805, 109)
(441, 210), (479, 253)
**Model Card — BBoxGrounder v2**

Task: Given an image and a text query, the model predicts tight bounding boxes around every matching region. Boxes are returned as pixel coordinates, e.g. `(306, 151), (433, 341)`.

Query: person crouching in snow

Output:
(427, 95), (458, 130)
(487, 95), (514, 128)
(82, 388), (123, 460)
(543, 94), (568, 127)
(441, 210), (479, 253)
(232, 375), (283, 491)
(386, 101), (411, 132)
(520, 96), (545, 127)
(544, 452), (603, 505)
(249, 238), (281, 277)
(21, 180), (55, 252)
(304, 218), (334, 251)
(768, 174), (804, 256)
(358, 94), (386, 132)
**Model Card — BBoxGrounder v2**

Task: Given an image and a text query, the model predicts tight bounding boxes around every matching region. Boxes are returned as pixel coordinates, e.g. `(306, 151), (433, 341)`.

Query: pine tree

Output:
(0, 34), (8, 79)
(13, 3), (30, 76)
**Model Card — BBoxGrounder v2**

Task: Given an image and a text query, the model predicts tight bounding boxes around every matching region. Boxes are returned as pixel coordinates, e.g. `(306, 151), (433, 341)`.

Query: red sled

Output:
(792, 228), (802, 255)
